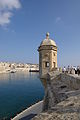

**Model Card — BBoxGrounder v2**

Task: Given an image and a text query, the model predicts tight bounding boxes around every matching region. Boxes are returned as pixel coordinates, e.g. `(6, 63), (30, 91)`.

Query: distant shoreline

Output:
(0, 62), (39, 74)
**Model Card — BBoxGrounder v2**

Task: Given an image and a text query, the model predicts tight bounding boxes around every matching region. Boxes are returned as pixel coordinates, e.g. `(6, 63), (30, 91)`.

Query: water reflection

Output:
(0, 72), (39, 84)
(0, 72), (44, 119)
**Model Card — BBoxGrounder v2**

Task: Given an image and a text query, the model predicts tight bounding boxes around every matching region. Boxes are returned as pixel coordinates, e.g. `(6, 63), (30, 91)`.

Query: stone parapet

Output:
(32, 72), (80, 120)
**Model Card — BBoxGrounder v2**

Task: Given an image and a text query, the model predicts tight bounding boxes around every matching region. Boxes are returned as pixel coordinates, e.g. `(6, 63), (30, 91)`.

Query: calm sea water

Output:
(0, 72), (44, 119)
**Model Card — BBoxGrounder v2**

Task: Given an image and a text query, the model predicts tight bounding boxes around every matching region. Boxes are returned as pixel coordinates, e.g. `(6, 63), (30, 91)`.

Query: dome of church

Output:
(40, 32), (56, 46)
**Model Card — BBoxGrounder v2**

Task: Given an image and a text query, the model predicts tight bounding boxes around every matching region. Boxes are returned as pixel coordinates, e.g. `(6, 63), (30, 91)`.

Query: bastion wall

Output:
(32, 72), (80, 120)
(43, 72), (80, 111)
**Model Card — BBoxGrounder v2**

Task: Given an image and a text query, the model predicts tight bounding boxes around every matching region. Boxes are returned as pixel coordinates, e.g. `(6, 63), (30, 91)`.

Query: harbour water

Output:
(0, 72), (44, 119)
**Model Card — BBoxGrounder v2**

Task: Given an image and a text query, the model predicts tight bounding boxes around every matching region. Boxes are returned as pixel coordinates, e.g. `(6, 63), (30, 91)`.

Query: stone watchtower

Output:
(38, 33), (57, 78)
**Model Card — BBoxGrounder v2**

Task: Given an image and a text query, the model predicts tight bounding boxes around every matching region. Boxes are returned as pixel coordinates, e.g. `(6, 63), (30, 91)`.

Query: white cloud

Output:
(0, 12), (12, 26)
(0, 0), (21, 26)
(55, 17), (61, 23)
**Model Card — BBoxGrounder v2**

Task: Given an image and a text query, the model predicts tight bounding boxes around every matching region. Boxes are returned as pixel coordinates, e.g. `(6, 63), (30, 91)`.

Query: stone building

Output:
(38, 33), (57, 78)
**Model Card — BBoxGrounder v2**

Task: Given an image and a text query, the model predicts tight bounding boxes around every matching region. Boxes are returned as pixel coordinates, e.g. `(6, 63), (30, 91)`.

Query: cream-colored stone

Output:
(38, 33), (57, 78)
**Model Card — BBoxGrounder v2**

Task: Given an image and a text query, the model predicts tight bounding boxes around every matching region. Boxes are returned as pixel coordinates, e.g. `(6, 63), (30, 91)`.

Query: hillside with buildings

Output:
(0, 62), (39, 73)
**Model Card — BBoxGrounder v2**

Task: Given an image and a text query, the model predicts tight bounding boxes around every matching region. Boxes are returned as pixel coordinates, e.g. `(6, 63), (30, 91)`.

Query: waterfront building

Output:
(38, 32), (57, 78)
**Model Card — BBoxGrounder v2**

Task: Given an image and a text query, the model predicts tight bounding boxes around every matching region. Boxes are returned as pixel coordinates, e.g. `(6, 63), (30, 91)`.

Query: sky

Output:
(0, 0), (80, 67)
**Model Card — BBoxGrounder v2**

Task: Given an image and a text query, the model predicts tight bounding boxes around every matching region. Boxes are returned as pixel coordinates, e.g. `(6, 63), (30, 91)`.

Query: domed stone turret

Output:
(40, 32), (56, 46)
(38, 33), (57, 78)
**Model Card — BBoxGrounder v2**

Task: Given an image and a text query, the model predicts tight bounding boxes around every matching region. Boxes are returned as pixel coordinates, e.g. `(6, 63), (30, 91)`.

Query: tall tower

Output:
(38, 33), (57, 78)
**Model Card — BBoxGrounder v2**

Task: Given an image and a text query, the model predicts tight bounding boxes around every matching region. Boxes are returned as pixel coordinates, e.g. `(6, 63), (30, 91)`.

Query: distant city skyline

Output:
(0, 0), (80, 67)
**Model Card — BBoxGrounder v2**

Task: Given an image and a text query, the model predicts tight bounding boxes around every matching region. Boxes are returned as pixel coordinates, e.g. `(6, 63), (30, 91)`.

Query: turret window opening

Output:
(53, 62), (56, 68)
(45, 62), (49, 67)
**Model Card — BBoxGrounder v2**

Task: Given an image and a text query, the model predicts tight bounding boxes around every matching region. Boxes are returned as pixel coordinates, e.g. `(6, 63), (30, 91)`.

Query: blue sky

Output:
(0, 0), (80, 67)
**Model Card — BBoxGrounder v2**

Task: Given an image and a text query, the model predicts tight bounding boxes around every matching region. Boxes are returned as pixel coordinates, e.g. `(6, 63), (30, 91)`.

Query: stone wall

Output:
(32, 72), (80, 120)
(61, 73), (80, 90)
(43, 72), (80, 111)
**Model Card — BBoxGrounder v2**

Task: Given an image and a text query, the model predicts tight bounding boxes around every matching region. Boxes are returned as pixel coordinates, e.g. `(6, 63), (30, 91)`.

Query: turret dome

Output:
(40, 33), (56, 46)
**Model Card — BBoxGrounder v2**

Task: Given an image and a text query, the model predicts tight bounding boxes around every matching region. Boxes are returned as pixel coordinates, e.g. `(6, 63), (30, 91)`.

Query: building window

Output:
(45, 62), (49, 67)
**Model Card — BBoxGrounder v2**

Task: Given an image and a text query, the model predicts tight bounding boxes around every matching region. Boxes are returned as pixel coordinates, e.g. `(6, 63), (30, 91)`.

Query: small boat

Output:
(10, 69), (16, 73)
